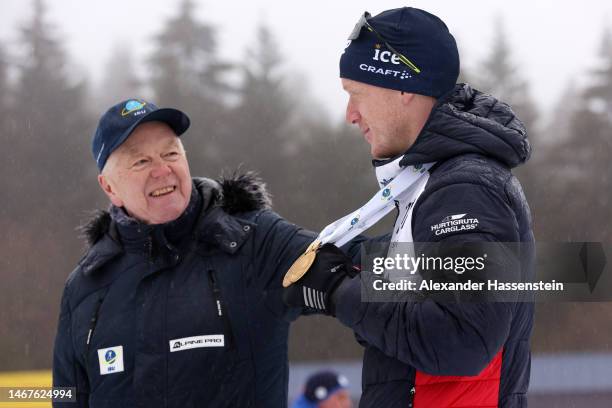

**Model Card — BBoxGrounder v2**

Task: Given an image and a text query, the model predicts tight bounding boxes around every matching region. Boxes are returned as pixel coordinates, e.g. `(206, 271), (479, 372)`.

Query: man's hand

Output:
(282, 243), (359, 315)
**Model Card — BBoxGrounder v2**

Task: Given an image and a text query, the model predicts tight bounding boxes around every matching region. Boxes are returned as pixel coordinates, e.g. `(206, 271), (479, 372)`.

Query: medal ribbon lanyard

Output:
(317, 162), (435, 248)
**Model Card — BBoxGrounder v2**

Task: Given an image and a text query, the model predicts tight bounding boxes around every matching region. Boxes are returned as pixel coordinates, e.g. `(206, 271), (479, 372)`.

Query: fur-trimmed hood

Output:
(80, 172), (272, 247)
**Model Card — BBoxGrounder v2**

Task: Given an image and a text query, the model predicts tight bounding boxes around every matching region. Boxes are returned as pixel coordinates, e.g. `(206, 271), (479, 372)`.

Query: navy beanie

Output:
(340, 7), (459, 98)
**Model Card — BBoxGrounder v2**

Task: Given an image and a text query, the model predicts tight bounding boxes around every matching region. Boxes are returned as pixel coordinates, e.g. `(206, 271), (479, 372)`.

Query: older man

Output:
(52, 99), (315, 407)
(283, 8), (534, 408)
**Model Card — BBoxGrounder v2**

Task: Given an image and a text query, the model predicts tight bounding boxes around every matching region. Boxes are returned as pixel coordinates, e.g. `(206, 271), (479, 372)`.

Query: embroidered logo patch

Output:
(98, 346), (124, 375)
(121, 100), (146, 116)
(430, 213), (479, 236)
(169, 335), (225, 352)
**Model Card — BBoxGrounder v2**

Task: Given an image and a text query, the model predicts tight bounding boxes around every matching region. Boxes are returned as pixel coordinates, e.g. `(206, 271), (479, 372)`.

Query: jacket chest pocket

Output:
(73, 288), (137, 392)
(165, 259), (249, 396)
(166, 268), (235, 352)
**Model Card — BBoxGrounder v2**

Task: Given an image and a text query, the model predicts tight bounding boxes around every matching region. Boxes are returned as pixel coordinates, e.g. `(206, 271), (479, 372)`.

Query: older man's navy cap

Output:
(92, 99), (190, 171)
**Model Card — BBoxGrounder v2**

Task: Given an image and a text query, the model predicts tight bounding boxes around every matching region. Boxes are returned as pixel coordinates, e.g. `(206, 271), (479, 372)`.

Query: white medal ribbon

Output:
(316, 158), (435, 248)
(384, 173), (430, 282)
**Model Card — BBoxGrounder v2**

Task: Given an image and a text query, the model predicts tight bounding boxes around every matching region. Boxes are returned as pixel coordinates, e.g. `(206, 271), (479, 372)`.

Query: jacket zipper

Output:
(86, 292), (107, 350)
(84, 290), (108, 377)
(146, 235), (153, 264)
(409, 386), (415, 407)
(207, 269), (234, 349)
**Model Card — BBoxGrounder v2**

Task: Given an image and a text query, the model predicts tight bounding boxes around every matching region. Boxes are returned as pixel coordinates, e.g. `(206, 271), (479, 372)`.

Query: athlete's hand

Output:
(282, 244), (359, 315)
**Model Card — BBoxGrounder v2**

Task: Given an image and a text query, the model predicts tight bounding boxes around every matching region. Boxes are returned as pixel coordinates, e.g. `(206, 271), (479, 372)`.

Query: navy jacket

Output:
(52, 174), (315, 408)
(334, 84), (534, 408)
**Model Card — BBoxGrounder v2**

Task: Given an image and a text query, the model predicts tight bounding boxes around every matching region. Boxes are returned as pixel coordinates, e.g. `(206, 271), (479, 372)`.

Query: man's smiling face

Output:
(97, 121), (192, 225)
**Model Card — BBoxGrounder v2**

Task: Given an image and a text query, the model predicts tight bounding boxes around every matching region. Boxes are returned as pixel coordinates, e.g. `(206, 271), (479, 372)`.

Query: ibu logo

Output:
(349, 215), (360, 230)
(121, 100), (146, 116)
(105, 350), (116, 364)
(98, 346), (124, 375)
(381, 188), (392, 201)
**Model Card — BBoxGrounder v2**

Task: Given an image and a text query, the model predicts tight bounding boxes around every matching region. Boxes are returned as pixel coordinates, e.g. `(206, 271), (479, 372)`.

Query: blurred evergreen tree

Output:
(583, 26), (612, 119)
(0, 43), (11, 336)
(1, 0), (96, 370)
(223, 23), (295, 186)
(96, 44), (142, 112)
(11, 0), (93, 205)
(149, 0), (233, 176)
(532, 28), (612, 354)
(539, 26), (612, 242)
(0, 43), (9, 158)
(545, 81), (581, 144)
(0, 44), (7, 114)
(150, 0), (231, 105)
(474, 17), (538, 135)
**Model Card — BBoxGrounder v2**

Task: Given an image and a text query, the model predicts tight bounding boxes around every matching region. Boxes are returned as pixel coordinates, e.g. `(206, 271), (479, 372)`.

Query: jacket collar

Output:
(372, 83), (531, 170)
(109, 185), (202, 254)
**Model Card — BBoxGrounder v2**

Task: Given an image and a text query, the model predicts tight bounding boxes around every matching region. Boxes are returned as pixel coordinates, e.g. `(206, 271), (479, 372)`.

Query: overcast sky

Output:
(1, 0), (611, 123)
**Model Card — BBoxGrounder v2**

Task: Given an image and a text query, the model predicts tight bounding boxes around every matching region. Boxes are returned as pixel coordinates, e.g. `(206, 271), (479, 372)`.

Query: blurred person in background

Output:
(291, 371), (353, 408)
(283, 7), (534, 408)
(52, 98), (317, 407)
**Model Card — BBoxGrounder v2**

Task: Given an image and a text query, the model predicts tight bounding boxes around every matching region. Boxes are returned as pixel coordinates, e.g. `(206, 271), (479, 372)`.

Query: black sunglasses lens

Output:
(344, 11), (421, 74)
(347, 12), (371, 40)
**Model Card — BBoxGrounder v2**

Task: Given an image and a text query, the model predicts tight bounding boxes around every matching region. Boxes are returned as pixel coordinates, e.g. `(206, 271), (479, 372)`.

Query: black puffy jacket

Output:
(334, 84), (534, 408)
(52, 174), (315, 408)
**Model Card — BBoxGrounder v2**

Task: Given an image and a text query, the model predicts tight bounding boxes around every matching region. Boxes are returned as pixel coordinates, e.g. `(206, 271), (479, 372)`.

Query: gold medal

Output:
(305, 239), (321, 254)
(282, 240), (321, 287)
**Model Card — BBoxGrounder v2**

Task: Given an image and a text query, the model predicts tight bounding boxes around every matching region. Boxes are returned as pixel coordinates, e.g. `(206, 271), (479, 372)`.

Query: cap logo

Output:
(373, 48), (401, 65)
(121, 100), (146, 117)
(314, 386), (328, 400)
(359, 63), (413, 80)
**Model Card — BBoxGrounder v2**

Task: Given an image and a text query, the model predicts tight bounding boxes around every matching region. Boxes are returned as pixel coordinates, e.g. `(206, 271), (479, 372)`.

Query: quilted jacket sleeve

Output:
(52, 282), (90, 407)
(250, 209), (317, 321)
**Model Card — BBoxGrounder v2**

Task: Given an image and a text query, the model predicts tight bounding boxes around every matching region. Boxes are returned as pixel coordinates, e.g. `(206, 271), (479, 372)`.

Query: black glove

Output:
(282, 243), (359, 315)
